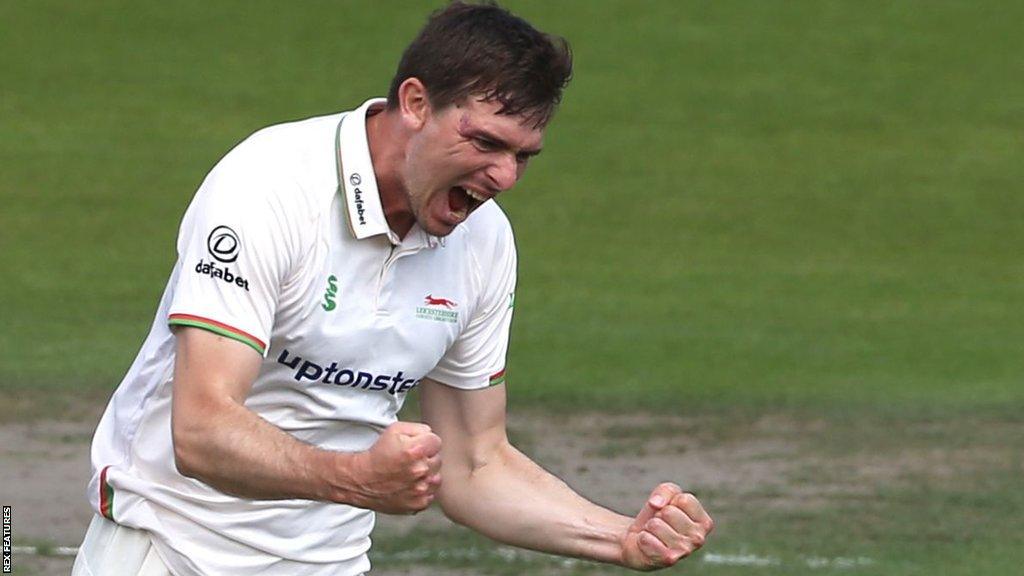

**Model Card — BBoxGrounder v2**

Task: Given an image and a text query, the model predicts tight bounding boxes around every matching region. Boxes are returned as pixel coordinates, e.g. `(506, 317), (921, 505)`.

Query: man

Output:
(75, 2), (713, 574)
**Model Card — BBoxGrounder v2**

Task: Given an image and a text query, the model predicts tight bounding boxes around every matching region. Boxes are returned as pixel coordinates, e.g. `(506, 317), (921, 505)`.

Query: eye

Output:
(473, 138), (501, 152)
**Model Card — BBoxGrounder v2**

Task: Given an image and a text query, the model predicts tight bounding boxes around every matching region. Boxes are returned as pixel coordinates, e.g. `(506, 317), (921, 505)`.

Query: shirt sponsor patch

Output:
(277, 349), (420, 396)
(322, 274), (339, 311)
(207, 225), (240, 263)
(194, 259), (250, 291)
(416, 294), (459, 323)
(348, 173), (367, 226)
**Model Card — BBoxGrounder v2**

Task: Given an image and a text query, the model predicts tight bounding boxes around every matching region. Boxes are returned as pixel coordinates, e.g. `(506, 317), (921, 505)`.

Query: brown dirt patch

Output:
(3, 410), (1019, 575)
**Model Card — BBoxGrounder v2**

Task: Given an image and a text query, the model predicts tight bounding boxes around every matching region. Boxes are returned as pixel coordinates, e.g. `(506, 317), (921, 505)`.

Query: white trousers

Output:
(72, 515), (171, 576)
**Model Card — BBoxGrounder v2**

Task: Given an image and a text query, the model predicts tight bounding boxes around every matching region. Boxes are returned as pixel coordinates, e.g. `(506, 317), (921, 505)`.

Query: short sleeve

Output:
(426, 223), (517, 389)
(167, 149), (301, 357)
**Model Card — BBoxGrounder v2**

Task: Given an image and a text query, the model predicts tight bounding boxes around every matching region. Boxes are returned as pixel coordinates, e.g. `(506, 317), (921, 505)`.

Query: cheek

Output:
(409, 136), (434, 168)
(516, 162), (528, 180)
(407, 142), (444, 185)
(442, 147), (478, 173)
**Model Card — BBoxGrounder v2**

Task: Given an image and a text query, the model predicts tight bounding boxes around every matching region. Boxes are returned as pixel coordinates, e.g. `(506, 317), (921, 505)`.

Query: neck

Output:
(365, 108), (414, 239)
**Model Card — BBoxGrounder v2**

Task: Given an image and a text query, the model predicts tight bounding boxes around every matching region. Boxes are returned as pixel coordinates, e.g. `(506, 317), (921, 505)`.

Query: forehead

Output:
(450, 97), (545, 150)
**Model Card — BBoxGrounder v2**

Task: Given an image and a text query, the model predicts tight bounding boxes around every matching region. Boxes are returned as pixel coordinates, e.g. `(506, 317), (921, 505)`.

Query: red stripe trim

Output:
(168, 314), (266, 351)
(489, 369), (506, 386)
(99, 465), (114, 520)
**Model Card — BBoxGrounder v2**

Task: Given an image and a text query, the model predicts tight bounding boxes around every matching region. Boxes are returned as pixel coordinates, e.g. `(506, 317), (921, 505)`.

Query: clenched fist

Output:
(348, 422), (443, 514)
(620, 483), (714, 571)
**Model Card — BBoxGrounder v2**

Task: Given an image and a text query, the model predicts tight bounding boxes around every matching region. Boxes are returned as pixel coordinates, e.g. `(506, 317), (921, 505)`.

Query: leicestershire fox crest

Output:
(423, 294), (457, 309)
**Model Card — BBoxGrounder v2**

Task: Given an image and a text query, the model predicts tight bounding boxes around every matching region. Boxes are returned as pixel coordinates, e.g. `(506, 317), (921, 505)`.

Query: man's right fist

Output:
(348, 422), (442, 514)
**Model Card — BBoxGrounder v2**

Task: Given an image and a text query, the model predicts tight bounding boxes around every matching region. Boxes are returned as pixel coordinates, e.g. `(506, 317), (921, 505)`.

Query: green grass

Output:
(3, 0), (1021, 413)
(503, 0), (1024, 412)
(369, 411), (1024, 575)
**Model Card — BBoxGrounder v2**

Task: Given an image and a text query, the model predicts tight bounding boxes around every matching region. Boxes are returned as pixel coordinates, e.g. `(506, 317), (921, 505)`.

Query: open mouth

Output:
(447, 186), (488, 220)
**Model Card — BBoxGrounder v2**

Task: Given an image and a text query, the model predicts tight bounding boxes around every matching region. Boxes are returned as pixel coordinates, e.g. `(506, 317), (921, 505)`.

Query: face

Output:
(400, 96), (545, 237)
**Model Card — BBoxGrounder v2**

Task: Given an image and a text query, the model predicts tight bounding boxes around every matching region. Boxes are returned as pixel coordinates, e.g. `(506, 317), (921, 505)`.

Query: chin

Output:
(430, 224), (459, 237)
(419, 218), (458, 238)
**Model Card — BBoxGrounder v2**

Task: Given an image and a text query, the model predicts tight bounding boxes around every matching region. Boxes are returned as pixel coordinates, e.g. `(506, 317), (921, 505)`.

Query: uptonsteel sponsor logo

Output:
(277, 349), (420, 396)
(416, 294), (459, 323)
(349, 173), (366, 226)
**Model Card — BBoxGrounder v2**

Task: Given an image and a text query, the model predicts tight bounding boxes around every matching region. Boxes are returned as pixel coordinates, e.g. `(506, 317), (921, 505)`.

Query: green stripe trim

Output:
(100, 466), (115, 521)
(103, 480), (114, 520)
(169, 318), (265, 355)
(489, 370), (506, 387)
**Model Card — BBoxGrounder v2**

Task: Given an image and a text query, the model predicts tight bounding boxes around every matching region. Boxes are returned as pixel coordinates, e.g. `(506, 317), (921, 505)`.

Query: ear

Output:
(397, 78), (431, 131)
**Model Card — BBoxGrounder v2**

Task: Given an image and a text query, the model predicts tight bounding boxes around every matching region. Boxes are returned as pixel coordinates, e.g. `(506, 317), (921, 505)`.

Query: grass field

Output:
(2, 1), (1022, 574)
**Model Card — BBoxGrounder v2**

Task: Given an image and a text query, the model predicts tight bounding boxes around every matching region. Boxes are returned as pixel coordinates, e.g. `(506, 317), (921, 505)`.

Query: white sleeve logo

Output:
(207, 225), (240, 263)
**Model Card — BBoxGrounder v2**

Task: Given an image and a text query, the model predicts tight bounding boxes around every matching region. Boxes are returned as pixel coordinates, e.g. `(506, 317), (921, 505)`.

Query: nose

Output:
(485, 152), (519, 192)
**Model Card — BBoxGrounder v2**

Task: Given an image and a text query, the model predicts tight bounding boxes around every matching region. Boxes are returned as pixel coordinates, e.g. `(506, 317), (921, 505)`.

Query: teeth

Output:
(465, 188), (487, 203)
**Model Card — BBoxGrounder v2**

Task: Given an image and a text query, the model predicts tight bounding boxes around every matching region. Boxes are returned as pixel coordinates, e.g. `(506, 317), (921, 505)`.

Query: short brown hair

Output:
(387, 1), (573, 128)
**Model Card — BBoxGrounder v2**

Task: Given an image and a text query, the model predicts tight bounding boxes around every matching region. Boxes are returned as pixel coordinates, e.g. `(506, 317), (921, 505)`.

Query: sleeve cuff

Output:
(427, 367), (507, 390)
(168, 313), (267, 356)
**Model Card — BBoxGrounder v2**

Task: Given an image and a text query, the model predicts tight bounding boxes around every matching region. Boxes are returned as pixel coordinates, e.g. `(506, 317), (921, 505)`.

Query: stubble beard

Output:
(401, 169), (450, 238)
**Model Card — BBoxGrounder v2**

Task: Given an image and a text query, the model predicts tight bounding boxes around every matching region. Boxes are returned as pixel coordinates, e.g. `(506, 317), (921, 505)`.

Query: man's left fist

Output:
(620, 483), (714, 571)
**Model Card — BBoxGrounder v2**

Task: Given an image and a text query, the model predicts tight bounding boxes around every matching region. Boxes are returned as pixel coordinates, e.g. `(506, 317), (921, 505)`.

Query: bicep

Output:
(419, 379), (509, 470)
(172, 326), (262, 419)
(167, 325), (264, 477)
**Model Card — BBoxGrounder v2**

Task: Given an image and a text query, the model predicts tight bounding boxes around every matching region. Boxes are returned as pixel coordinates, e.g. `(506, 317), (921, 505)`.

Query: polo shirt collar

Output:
(337, 97), (393, 242)
(336, 97), (443, 249)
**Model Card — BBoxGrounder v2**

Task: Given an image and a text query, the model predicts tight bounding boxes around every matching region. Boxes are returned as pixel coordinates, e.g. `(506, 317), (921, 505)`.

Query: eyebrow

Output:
(463, 126), (543, 158)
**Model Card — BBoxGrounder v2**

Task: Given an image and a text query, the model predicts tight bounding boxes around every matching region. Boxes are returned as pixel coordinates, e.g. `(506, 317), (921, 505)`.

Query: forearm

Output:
(170, 327), (439, 514)
(172, 398), (360, 503)
(422, 381), (711, 571)
(439, 441), (632, 565)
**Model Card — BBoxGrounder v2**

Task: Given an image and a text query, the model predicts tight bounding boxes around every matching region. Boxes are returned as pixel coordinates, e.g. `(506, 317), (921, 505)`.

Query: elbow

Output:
(434, 463), (478, 526)
(173, 440), (199, 479)
(437, 491), (474, 528)
(171, 393), (237, 481)
(435, 474), (459, 516)
(436, 440), (513, 525)
(171, 415), (208, 480)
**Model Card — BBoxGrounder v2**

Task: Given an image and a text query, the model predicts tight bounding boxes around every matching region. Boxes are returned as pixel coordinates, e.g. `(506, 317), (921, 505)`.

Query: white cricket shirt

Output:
(87, 98), (517, 575)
